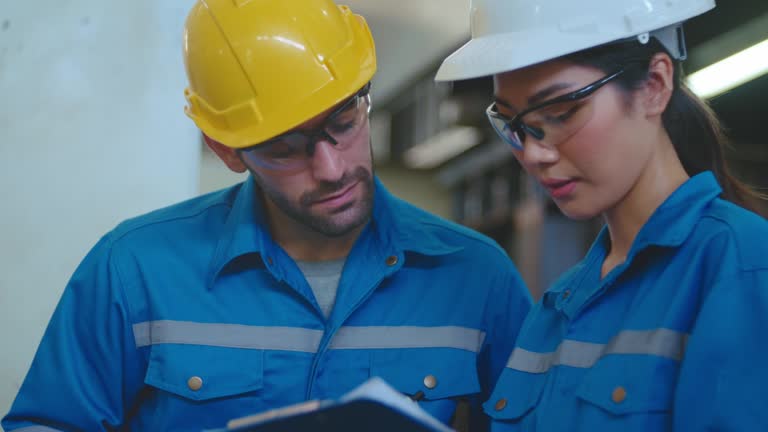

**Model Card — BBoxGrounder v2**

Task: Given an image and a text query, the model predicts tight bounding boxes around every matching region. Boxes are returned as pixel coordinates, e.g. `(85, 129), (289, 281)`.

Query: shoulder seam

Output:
(106, 234), (139, 348)
(699, 211), (768, 272)
(110, 201), (232, 246)
(418, 219), (509, 257)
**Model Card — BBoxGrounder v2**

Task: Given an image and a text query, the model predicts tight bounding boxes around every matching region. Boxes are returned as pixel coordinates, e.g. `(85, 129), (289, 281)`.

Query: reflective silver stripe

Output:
(133, 321), (324, 353)
(12, 427), (65, 432)
(507, 328), (688, 373)
(134, 321), (486, 353)
(330, 326), (486, 353)
(605, 328), (687, 360)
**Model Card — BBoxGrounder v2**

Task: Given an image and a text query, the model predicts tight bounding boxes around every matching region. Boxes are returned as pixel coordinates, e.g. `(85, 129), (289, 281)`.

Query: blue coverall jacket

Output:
(3, 176), (532, 431)
(486, 172), (768, 431)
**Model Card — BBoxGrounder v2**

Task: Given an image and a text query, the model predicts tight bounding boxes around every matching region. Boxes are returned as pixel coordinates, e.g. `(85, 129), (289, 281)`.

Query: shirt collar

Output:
(207, 176), (461, 289)
(206, 176), (272, 289)
(542, 171), (722, 301)
(630, 171), (722, 252)
(370, 177), (464, 257)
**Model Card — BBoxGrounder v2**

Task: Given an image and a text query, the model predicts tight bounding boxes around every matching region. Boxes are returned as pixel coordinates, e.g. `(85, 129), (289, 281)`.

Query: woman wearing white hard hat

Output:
(437, 0), (768, 430)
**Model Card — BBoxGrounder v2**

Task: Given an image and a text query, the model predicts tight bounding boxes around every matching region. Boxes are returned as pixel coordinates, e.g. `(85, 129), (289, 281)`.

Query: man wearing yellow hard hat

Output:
(2, 1), (532, 430)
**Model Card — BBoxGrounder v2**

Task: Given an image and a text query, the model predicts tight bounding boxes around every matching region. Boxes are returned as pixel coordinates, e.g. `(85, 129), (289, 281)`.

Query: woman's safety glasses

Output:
(486, 70), (624, 151)
(240, 83), (372, 171)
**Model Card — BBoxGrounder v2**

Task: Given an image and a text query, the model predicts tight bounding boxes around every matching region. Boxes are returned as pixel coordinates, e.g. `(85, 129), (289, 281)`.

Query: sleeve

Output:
(2, 234), (146, 431)
(472, 259), (533, 431)
(673, 268), (768, 431)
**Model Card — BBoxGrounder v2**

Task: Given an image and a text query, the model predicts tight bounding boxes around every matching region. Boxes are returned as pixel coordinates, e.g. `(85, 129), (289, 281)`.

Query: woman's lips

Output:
(541, 178), (577, 199)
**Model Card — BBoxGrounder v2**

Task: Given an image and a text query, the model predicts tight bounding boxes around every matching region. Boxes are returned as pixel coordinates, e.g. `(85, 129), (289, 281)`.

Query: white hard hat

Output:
(435, 0), (715, 81)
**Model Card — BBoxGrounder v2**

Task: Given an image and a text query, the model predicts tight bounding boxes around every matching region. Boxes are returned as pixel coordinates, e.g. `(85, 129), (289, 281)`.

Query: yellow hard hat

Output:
(183, 0), (377, 149)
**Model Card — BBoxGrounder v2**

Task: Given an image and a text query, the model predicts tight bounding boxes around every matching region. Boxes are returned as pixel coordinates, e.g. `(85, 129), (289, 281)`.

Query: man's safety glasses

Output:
(240, 83), (372, 172)
(486, 70), (624, 151)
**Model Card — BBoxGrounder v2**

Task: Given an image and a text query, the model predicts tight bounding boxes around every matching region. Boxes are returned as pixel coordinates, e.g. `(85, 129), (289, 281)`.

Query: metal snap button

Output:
(612, 386), (627, 403)
(495, 398), (508, 411)
(423, 374), (437, 389)
(187, 376), (203, 391)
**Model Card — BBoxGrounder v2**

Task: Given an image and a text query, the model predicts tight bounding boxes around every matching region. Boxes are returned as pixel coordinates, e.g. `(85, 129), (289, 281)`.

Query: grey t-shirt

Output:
(295, 258), (346, 318)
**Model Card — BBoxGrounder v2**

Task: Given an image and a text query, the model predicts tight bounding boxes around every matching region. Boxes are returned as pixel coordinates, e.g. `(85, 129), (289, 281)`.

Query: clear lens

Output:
(488, 97), (595, 151)
(241, 93), (370, 171)
(325, 96), (368, 141)
(487, 111), (523, 150)
(250, 135), (308, 168)
(522, 98), (595, 146)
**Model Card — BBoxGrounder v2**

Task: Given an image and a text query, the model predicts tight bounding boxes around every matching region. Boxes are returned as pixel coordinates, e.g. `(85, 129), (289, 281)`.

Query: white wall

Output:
(199, 144), (248, 194)
(0, 0), (199, 417)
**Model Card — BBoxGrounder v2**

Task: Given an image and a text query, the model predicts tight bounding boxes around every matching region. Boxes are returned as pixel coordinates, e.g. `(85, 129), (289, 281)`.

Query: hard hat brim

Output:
(434, 0), (714, 82)
(435, 29), (624, 82)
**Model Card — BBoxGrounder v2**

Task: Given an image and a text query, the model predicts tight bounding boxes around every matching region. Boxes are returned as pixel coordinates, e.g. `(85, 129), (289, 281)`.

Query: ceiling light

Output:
(403, 126), (482, 169)
(687, 38), (768, 99)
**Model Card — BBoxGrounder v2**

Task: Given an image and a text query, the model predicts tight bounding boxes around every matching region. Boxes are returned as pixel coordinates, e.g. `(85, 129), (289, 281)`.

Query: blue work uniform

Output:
(486, 172), (768, 431)
(3, 176), (532, 432)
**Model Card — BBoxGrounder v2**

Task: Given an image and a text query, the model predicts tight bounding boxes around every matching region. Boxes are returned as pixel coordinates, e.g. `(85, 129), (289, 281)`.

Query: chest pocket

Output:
(144, 344), (264, 401)
(370, 348), (481, 423)
(573, 355), (677, 430)
(483, 368), (547, 429)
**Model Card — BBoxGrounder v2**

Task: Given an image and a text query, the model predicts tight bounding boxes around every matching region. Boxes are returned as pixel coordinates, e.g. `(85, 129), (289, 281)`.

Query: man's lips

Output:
(312, 181), (358, 206)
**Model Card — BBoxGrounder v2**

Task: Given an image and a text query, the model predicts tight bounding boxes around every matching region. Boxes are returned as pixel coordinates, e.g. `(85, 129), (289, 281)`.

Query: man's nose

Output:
(309, 138), (346, 182)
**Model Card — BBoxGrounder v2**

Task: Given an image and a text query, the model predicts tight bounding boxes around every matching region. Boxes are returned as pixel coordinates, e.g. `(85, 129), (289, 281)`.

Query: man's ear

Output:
(203, 134), (248, 173)
(641, 52), (675, 118)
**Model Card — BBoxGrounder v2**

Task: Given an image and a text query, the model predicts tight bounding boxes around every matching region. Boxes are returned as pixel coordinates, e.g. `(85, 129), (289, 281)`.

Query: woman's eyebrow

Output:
(527, 82), (575, 106)
(493, 81), (575, 112)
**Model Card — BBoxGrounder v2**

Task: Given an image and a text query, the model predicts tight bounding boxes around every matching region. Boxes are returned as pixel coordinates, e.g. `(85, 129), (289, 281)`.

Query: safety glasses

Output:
(486, 70), (624, 151)
(240, 83), (372, 172)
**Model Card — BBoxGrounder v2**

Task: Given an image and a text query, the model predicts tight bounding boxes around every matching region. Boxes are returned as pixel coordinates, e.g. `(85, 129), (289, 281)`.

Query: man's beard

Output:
(256, 166), (375, 237)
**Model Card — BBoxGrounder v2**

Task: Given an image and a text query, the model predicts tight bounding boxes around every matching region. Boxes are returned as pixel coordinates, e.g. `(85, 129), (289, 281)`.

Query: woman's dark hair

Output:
(565, 38), (765, 216)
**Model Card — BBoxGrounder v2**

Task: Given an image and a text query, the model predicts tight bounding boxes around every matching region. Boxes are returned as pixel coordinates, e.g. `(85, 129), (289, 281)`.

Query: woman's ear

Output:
(203, 134), (248, 173)
(641, 52), (675, 118)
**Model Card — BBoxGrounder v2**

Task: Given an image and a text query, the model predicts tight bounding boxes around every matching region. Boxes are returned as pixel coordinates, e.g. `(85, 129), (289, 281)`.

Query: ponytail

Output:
(663, 81), (763, 213)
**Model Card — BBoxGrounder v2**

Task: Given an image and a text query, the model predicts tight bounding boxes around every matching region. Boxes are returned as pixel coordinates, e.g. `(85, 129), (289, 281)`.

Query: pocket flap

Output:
(576, 355), (678, 415)
(371, 348), (481, 400)
(145, 344), (264, 401)
(483, 369), (546, 421)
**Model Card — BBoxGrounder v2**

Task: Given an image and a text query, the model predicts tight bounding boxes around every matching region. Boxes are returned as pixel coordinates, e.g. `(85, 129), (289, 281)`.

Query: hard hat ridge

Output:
(183, 0), (377, 149)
